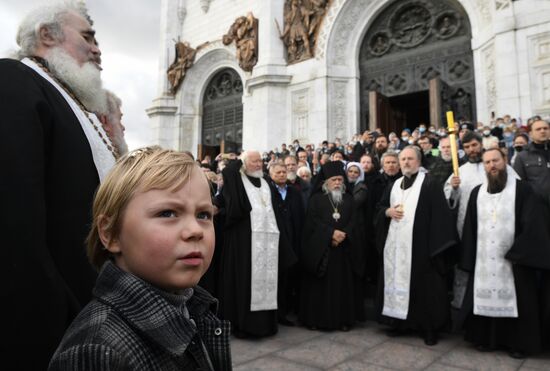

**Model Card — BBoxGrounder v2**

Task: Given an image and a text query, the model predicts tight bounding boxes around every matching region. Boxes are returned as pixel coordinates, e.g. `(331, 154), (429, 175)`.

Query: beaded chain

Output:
(30, 57), (119, 159)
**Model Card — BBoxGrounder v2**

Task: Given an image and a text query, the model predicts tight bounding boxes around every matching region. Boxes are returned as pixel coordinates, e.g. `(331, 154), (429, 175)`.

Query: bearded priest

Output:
(299, 161), (356, 331)
(458, 148), (550, 359)
(217, 150), (280, 338)
(375, 146), (457, 345)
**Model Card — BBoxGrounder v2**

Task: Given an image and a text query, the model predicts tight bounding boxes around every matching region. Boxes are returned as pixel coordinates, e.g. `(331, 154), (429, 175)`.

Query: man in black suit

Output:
(0, 2), (117, 368)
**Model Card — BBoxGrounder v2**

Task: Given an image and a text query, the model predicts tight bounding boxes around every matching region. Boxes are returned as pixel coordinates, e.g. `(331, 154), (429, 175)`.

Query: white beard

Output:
(246, 169), (263, 178)
(287, 171), (297, 182)
(330, 189), (343, 204)
(45, 47), (107, 114)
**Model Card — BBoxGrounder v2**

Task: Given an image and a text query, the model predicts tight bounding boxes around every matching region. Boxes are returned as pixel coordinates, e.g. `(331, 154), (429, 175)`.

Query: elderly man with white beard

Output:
(299, 161), (356, 331)
(217, 150), (281, 338)
(376, 146), (457, 345)
(0, 2), (117, 367)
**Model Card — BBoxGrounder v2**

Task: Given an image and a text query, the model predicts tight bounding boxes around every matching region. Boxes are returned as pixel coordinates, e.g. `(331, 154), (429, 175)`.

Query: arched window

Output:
(202, 68), (243, 154)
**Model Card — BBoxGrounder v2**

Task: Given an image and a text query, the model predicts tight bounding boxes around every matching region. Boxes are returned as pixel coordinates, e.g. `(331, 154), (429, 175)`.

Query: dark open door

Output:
(429, 77), (453, 129)
(197, 140), (224, 161)
(369, 90), (393, 134)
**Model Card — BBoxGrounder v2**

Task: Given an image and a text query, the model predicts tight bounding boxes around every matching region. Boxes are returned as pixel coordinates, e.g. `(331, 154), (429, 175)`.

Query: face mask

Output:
(504, 132), (512, 138)
(499, 124), (505, 129)
(483, 130), (491, 136)
(402, 136), (409, 142)
(419, 127), (426, 133)
(514, 145), (524, 152)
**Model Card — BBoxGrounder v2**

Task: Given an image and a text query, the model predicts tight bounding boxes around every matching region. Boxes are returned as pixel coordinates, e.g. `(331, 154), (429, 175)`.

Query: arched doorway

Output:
(359, 0), (475, 134)
(200, 68), (243, 158)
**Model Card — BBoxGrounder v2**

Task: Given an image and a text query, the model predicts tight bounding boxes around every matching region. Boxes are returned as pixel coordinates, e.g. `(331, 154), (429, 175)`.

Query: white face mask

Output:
(483, 130), (491, 136)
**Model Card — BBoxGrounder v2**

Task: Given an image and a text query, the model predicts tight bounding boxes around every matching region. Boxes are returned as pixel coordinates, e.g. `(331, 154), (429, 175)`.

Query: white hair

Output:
(16, 1), (92, 59)
(297, 166), (311, 177)
(322, 181), (345, 205)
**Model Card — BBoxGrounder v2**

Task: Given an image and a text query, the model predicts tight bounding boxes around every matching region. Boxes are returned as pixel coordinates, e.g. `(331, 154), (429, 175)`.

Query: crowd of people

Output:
(197, 118), (550, 359)
(2, 1), (550, 370)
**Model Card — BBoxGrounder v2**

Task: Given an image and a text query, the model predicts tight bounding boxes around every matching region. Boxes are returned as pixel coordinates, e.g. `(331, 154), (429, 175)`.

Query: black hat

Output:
(460, 122), (474, 131)
(322, 160), (346, 179)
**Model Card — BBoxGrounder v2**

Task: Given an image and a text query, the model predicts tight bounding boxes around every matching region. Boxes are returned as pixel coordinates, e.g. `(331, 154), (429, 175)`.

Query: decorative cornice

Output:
(245, 74), (292, 92)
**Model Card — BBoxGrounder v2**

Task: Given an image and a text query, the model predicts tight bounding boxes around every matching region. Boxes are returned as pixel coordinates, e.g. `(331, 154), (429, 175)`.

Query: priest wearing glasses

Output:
(375, 146), (457, 345)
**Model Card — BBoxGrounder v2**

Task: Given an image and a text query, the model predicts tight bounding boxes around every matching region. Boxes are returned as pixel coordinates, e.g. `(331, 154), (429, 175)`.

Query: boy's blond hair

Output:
(87, 146), (198, 269)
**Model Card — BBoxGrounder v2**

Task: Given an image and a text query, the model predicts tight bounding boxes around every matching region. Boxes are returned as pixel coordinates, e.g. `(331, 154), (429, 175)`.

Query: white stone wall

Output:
(149, 0), (550, 155)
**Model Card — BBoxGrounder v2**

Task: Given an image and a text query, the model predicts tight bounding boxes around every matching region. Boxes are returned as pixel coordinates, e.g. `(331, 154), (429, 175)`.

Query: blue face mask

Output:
(419, 127), (426, 133)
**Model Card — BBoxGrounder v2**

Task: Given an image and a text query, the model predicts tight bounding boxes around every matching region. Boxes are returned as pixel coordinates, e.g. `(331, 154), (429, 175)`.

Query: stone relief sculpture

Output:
(223, 12), (259, 72)
(278, 0), (331, 64)
(167, 41), (197, 94)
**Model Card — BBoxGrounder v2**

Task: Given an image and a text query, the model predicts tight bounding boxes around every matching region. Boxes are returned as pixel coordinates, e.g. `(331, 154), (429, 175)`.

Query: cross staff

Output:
(446, 111), (460, 176)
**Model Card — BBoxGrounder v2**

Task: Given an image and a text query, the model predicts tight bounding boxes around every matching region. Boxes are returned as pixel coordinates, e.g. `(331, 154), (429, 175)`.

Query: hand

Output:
(386, 206), (404, 220)
(450, 175), (461, 189)
(332, 230), (346, 246)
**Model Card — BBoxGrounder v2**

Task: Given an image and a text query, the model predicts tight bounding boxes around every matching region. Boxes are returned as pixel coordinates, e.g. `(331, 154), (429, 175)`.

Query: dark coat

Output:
(513, 142), (550, 208)
(49, 262), (232, 371)
(0, 59), (99, 368)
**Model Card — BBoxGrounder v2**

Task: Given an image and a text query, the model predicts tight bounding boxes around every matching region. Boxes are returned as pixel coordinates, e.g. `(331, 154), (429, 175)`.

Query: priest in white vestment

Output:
(376, 146), (457, 346)
(458, 148), (550, 358)
(217, 150), (280, 338)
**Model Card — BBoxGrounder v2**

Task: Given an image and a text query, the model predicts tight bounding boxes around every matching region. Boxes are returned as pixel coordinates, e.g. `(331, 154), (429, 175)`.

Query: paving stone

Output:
(276, 337), (363, 369)
(234, 355), (322, 371)
(231, 337), (289, 366)
(358, 341), (442, 370)
(423, 362), (470, 371)
(324, 326), (389, 350)
(275, 324), (324, 344)
(521, 355), (550, 370)
(390, 332), (462, 353)
(438, 347), (523, 371)
(328, 360), (396, 371)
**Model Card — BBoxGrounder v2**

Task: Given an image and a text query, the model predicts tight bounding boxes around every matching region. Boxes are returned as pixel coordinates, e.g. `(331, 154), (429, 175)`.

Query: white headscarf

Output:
(346, 161), (364, 184)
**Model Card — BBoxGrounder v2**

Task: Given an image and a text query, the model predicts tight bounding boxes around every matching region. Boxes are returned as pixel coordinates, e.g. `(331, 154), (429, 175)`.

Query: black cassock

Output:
(299, 192), (356, 330)
(269, 182), (304, 319)
(375, 174), (457, 333)
(217, 160), (287, 337)
(458, 180), (550, 354)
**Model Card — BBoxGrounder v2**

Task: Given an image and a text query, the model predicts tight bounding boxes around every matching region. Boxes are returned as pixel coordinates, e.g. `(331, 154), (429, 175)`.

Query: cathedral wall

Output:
(150, 0), (550, 154)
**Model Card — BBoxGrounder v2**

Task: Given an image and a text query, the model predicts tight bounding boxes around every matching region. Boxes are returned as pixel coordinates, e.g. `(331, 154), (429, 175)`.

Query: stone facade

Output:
(148, 0), (550, 154)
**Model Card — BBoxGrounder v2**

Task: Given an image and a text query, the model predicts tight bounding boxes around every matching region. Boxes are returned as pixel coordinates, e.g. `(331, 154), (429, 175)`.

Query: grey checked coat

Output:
(49, 262), (232, 370)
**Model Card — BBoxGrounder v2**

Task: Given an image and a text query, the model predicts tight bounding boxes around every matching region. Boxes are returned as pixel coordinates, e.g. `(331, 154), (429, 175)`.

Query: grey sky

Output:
(0, 0), (161, 150)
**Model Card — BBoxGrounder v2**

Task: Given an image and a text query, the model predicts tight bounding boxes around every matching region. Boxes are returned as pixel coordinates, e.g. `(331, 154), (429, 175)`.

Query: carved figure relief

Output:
(167, 41), (197, 94)
(279, 0), (331, 64)
(369, 32), (391, 56)
(223, 12), (259, 72)
(434, 12), (460, 39)
(390, 3), (432, 48)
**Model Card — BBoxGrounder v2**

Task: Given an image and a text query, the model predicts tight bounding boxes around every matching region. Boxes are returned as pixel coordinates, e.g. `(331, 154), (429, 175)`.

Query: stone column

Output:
(241, 0), (291, 152)
(146, 0), (182, 150)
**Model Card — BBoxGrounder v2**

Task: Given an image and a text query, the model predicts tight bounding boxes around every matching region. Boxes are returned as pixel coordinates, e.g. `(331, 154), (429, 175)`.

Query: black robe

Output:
(217, 160), (278, 337)
(375, 173), (457, 333)
(458, 180), (550, 354)
(299, 192), (356, 330)
(269, 182), (305, 318)
(0, 59), (99, 368)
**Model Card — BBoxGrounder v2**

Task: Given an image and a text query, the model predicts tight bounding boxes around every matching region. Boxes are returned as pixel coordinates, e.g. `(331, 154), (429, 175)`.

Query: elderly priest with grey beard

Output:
(0, 2), (117, 368)
(458, 148), (550, 359)
(376, 146), (457, 346)
(217, 150), (280, 338)
(299, 161), (356, 331)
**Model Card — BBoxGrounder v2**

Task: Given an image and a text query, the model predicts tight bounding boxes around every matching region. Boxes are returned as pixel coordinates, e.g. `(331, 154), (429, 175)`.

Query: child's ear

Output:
(97, 215), (121, 253)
